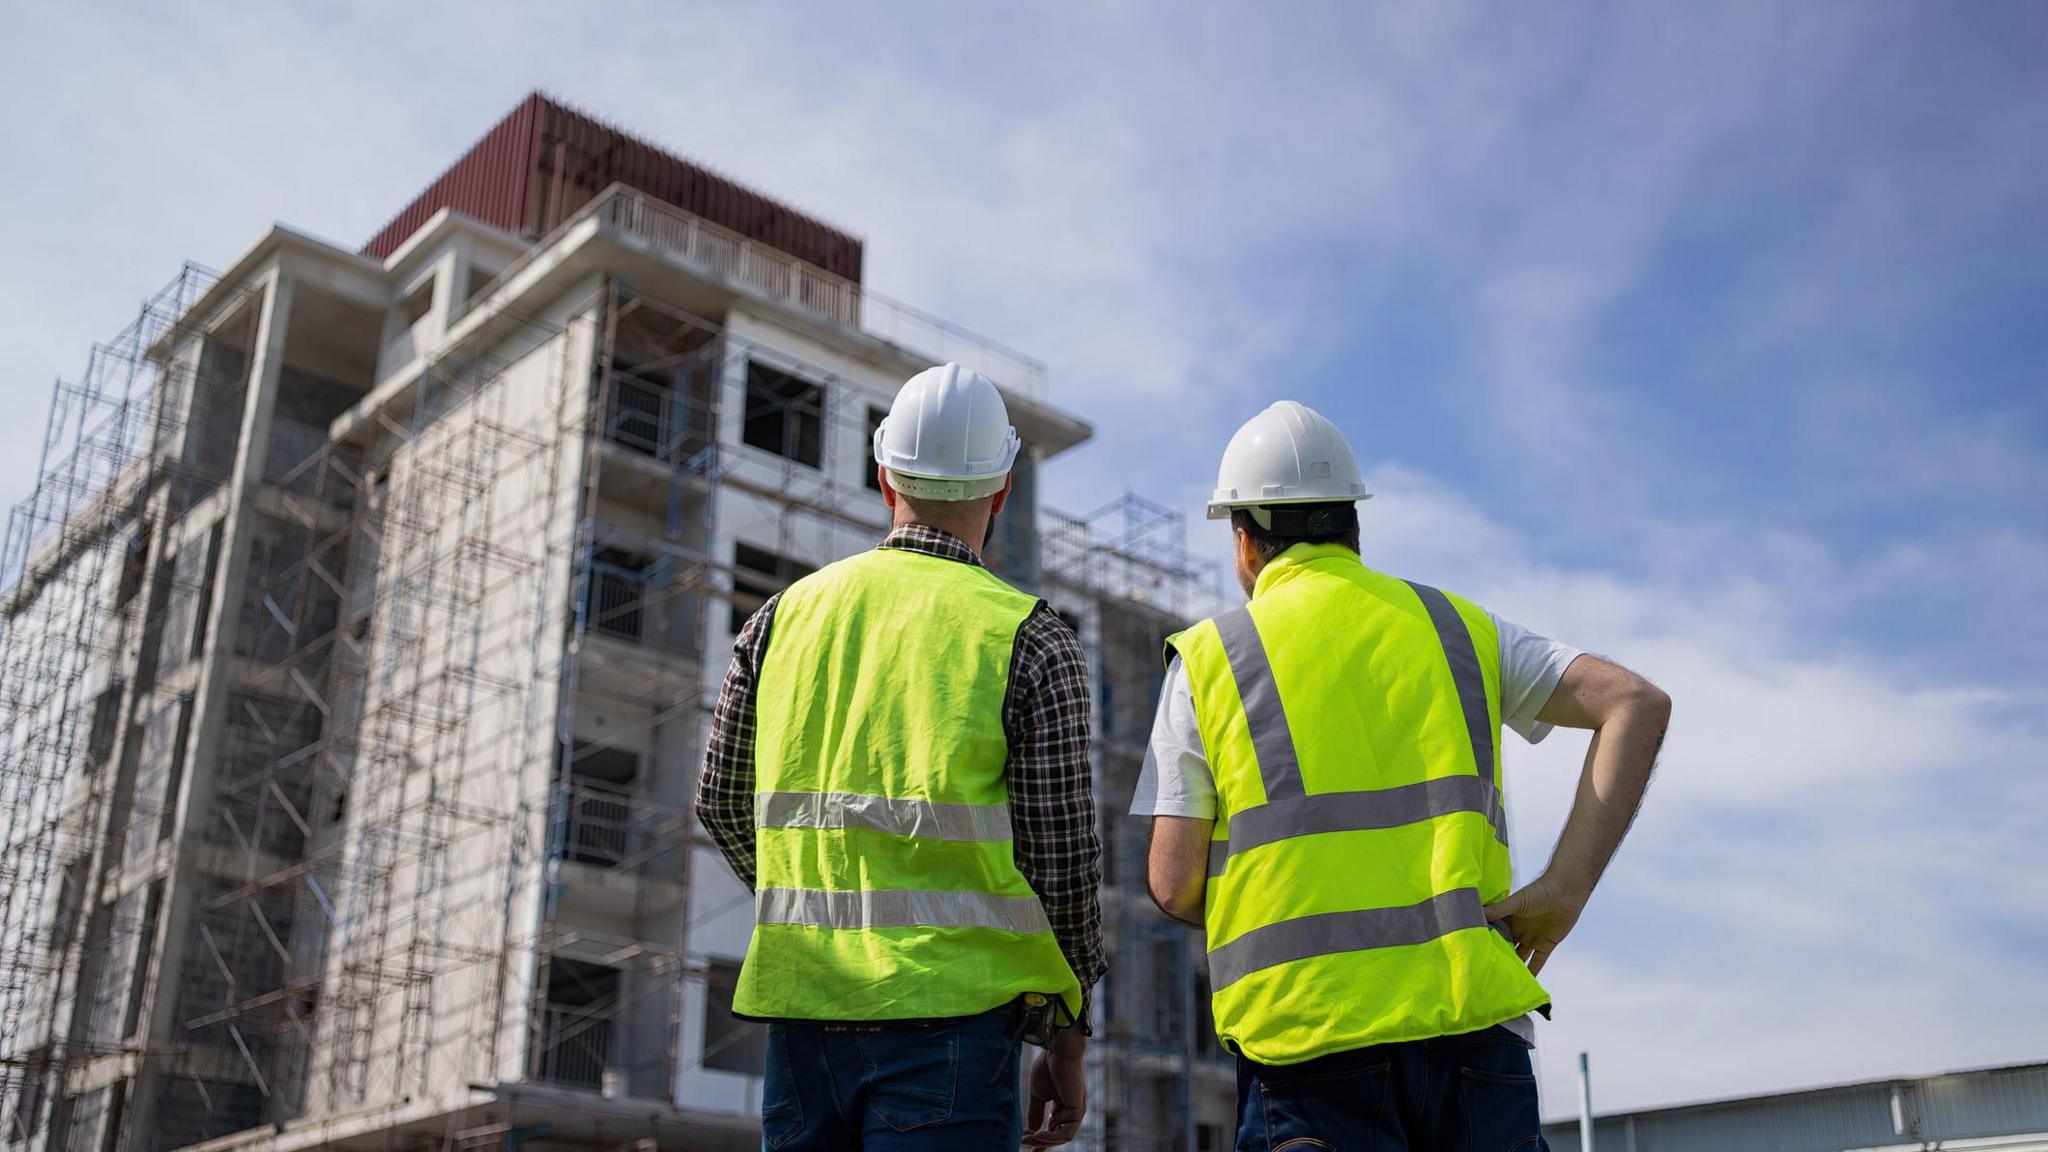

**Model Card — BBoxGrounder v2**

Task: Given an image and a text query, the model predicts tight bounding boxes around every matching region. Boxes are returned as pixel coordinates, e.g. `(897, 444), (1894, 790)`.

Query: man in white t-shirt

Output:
(1133, 609), (1585, 1047)
(1135, 401), (1670, 1151)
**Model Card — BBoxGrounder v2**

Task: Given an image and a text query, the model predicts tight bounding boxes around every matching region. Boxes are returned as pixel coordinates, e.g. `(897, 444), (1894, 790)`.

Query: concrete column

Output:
(426, 250), (459, 348)
(121, 268), (294, 1151)
(443, 236), (475, 326)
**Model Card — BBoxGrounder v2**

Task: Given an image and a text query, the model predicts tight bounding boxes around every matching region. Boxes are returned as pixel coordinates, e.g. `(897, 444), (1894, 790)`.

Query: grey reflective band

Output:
(756, 791), (1012, 843)
(1206, 776), (1507, 876)
(1403, 582), (1495, 786)
(1213, 607), (1305, 802)
(756, 887), (1052, 934)
(1207, 888), (1493, 989)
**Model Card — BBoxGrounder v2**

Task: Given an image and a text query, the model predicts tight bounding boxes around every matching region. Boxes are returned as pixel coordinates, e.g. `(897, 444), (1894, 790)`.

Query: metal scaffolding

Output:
(0, 265), (258, 1145)
(1041, 492), (1227, 1152)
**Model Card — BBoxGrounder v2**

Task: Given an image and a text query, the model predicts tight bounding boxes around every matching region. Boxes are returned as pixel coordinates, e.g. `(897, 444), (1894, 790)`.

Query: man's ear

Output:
(878, 467), (899, 511)
(988, 472), (1015, 517)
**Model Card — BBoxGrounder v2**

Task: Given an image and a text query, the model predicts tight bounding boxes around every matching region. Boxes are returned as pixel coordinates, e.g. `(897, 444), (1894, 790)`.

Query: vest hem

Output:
(731, 989), (1074, 1034)
(1219, 992), (1553, 1068)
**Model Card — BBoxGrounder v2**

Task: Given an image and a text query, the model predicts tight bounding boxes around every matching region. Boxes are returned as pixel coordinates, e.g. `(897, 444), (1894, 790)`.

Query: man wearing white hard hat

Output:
(698, 363), (1102, 1149)
(1134, 401), (1671, 1150)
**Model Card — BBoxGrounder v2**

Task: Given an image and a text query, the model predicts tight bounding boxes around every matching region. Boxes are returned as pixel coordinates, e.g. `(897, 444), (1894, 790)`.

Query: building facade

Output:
(0, 96), (1223, 1152)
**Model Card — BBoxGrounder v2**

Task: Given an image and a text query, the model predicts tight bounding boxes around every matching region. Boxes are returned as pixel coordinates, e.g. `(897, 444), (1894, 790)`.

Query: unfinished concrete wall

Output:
(289, 292), (596, 1120)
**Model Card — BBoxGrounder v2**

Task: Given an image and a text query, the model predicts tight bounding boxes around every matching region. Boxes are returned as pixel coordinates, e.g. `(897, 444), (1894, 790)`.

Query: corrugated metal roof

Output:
(1913, 1063), (2048, 1142)
(1543, 1060), (2048, 1152)
(362, 93), (863, 281)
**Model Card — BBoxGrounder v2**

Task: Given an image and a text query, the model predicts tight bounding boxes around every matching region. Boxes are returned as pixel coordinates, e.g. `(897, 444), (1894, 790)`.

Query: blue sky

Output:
(2, 0), (2042, 1116)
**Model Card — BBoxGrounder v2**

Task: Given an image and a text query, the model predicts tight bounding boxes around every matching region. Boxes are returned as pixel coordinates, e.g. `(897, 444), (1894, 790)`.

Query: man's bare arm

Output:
(1484, 654), (1671, 975)
(1146, 815), (1214, 927)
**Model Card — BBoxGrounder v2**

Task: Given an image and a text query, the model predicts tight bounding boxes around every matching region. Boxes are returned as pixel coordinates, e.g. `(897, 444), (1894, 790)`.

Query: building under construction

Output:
(0, 94), (1230, 1152)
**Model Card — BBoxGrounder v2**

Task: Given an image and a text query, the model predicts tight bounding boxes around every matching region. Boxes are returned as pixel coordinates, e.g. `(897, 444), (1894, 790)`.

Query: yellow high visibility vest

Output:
(734, 546), (1082, 1022)
(1168, 544), (1548, 1064)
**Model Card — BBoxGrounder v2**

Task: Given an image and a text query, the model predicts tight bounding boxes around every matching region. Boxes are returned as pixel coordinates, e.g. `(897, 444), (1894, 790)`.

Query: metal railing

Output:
(603, 371), (715, 465)
(586, 562), (646, 644)
(579, 557), (700, 659)
(546, 782), (689, 877)
(536, 1004), (612, 1089)
(554, 782), (632, 868)
(593, 185), (1048, 400)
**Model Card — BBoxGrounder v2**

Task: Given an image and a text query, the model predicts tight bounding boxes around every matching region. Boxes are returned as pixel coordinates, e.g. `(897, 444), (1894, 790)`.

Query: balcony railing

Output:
(546, 782), (689, 877)
(537, 1004), (612, 1089)
(554, 781), (632, 868)
(585, 184), (1048, 400)
(604, 371), (715, 467)
(578, 557), (700, 660)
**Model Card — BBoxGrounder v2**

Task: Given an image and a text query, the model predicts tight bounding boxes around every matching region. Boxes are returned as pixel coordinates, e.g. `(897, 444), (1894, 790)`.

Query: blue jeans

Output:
(1237, 1025), (1548, 1152)
(761, 1004), (1023, 1150)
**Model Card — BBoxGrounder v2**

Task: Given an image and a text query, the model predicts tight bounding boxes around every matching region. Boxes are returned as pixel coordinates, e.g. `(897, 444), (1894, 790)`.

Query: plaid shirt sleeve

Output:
(1006, 604), (1108, 1028)
(696, 593), (779, 891)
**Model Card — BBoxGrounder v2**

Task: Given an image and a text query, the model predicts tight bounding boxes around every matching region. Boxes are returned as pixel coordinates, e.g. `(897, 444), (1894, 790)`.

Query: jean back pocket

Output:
(858, 1024), (959, 1133)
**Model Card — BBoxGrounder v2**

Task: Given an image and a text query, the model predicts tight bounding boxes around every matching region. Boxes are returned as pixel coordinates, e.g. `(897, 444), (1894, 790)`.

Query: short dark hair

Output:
(1230, 503), (1359, 562)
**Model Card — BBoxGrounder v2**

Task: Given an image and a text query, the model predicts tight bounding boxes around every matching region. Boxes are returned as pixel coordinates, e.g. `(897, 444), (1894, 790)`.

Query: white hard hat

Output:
(872, 363), (1022, 502)
(1206, 400), (1370, 519)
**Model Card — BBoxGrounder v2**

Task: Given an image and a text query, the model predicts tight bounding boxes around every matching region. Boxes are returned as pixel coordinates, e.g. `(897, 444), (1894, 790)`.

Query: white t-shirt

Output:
(1128, 612), (1583, 1044)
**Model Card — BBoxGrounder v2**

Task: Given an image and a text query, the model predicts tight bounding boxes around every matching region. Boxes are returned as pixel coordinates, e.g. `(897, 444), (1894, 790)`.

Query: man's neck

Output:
(891, 516), (985, 560)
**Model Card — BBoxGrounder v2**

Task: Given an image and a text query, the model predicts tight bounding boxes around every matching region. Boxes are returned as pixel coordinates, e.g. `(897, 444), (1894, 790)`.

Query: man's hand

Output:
(1493, 655), (1669, 979)
(1484, 872), (1587, 976)
(1022, 1028), (1087, 1148)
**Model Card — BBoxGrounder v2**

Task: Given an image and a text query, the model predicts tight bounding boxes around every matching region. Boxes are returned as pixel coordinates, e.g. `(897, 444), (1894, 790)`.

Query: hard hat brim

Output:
(1206, 491), (1372, 519)
(886, 469), (1010, 502)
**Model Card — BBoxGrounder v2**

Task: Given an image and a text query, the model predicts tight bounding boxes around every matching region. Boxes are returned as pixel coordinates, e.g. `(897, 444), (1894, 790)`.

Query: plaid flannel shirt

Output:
(696, 524), (1106, 1027)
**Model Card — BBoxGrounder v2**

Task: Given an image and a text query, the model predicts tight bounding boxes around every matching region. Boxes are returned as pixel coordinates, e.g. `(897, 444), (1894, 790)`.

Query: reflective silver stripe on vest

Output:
(1206, 776), (1508, 876)
(756, 887), (1052, 934)
(756, 791), (1013, 842)
(1213, 607), (1305, 803)
(1403, 582), (1495, 787)
(1207, 888), (1493, 990)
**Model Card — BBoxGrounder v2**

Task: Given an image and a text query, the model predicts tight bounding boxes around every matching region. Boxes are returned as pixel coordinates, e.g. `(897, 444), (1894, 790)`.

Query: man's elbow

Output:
(1147, 875), (1204, 927)
(1631, 679), (1673, 727)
